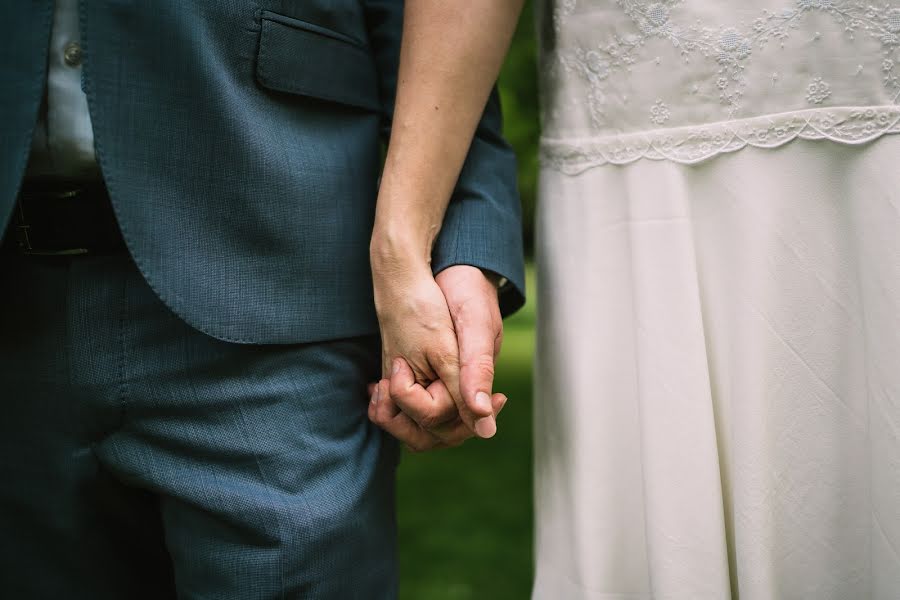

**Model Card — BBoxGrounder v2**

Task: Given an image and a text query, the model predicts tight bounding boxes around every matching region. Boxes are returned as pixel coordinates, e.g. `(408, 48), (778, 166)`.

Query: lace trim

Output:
(540, 105), (900, 174)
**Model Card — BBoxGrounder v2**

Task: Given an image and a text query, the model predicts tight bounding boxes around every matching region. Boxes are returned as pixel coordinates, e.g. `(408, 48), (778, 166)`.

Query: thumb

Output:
(455, 299), (500, 437)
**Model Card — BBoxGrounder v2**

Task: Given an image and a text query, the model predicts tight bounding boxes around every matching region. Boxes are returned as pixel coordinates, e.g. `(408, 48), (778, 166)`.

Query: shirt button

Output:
(63, 42), (83, 67)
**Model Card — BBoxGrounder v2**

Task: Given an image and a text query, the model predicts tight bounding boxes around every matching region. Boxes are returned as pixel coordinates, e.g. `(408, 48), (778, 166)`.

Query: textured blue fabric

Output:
(0, 252), (399, 599)
(0, 0), (526, 344)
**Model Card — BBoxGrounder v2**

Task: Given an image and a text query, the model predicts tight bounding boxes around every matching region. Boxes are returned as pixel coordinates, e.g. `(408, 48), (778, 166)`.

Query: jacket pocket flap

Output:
(255, 11), (380, 111)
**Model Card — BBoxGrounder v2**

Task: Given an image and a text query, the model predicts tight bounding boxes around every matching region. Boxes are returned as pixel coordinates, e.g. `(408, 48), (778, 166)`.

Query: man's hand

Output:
(435, 265), (505, 437)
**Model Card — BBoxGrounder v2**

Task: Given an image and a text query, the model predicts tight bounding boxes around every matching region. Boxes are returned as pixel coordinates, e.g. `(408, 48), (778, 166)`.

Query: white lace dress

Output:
(533, 2), (900, 598)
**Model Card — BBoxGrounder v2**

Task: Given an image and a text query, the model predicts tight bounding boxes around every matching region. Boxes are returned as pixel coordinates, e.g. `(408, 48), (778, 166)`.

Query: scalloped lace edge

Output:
(540, 106), (900, 175)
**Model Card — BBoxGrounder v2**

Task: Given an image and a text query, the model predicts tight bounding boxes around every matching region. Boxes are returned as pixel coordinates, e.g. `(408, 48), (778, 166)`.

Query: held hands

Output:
(364, 0), (525, 452)
(370, 243), (507, 451)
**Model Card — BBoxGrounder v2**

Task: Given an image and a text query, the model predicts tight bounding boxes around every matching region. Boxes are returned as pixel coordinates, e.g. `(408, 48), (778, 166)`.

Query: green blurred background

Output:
(494, 1), (539, 256)
(396, 4), (540, 599)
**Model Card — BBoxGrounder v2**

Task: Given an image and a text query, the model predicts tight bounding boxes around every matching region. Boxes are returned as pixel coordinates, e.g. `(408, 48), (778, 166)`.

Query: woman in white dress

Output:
(534, 1), (900, 597)
(375, 1), (900, 598)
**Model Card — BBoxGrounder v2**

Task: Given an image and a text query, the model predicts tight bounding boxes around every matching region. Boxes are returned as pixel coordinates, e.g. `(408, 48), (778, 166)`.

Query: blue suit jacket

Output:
(0, 0), (525, 344)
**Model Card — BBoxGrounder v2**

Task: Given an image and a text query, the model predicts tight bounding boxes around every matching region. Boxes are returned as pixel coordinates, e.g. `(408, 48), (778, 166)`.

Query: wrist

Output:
(370, 228), (432, 274)
(370, 232), (441, 302)
(436, 265), (500, 302)
(370, 183), (446, 271)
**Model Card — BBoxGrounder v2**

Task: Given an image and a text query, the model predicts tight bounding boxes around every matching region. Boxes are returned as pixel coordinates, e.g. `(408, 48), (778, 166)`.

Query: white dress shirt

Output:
(27, 0), (100, 179)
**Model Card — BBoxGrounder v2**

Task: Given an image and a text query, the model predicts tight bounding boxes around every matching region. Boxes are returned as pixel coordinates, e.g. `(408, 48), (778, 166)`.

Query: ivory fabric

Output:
(534, 2), (900, 598)
(534, 137), (900, 599)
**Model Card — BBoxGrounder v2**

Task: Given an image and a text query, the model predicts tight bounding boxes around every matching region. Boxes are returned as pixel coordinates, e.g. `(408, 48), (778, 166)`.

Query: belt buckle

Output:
(14, 186), (90, 256)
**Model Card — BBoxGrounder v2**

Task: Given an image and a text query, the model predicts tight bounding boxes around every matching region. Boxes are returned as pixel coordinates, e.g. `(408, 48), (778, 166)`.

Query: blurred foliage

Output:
(498, 1), (540, 256)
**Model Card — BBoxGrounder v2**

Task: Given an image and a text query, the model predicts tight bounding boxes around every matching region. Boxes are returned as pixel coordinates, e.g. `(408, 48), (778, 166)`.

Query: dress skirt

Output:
(533, 136), (900, 599)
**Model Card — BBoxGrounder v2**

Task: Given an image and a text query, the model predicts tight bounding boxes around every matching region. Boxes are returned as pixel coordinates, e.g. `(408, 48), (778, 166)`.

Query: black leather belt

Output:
(2, 179), (126, 256)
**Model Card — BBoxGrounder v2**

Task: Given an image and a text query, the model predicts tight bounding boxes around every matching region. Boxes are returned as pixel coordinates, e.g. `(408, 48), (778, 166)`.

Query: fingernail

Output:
(475, 416), (497, 439)
(475, 391), (492, 413)
(371, 385), (380, 405)
(392, 359), (401, 375)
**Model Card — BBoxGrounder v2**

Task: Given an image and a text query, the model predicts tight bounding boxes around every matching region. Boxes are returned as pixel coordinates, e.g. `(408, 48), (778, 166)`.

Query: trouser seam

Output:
(235, 399), (287, 600)
(116, 268), (129, 414)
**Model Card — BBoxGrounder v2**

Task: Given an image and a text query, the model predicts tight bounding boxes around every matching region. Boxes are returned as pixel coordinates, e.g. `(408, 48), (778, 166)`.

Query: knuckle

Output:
(409, 363), (435, 386)
(472, 356), (496, 373)
(463, 355), (495, 378)
(435, 350), (459, 369)
(451, 291), (480, 313)
(418, 407), (454, 430)
(374, 402), (395, 424)
(417, 412), (442, 430)
(388, 377), (404, 398)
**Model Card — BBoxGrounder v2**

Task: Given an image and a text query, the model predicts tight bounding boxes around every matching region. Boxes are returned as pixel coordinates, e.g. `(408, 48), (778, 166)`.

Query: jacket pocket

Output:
(255, 11), (380, 111)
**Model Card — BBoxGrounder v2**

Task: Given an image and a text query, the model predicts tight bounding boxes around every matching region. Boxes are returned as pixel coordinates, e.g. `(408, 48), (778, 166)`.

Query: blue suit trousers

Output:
(0, 251), (398, 598)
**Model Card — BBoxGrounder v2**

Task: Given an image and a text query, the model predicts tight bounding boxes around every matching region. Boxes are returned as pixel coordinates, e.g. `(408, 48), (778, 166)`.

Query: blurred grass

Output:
(397, 264), (536, 600)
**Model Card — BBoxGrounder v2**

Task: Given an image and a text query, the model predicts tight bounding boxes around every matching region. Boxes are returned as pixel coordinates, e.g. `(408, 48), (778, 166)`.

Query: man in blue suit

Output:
(0, 0), (524, 597)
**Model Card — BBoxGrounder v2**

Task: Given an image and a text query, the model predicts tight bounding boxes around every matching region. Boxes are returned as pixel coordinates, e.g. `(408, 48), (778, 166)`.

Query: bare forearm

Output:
(370, 0), (524, 269)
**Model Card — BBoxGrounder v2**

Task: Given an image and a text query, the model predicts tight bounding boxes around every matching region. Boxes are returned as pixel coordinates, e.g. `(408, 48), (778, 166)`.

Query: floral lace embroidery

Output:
(552, 1), (900, 128)
(540, 105), (900, 173)
(806, 78), (833, 104)
(649, 99), (671, 124)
